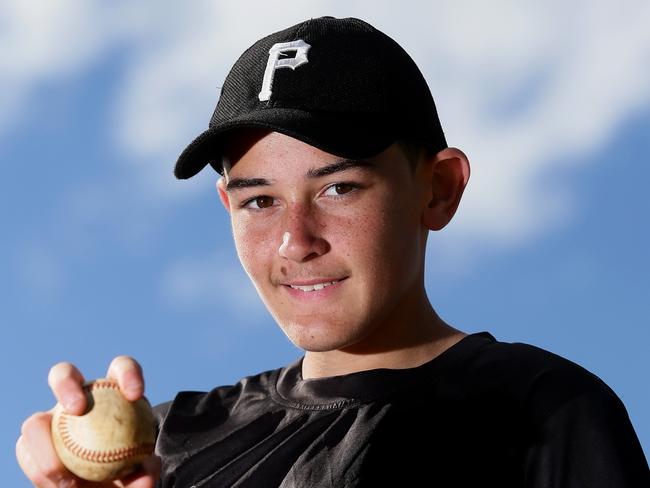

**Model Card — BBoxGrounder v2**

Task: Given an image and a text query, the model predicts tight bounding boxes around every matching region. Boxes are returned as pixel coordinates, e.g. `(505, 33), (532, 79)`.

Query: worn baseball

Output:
(51, 378), (156, 482)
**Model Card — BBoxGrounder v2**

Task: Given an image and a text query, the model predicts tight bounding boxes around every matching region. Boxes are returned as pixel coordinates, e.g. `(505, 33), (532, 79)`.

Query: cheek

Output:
(326, 204), (391, 274)
(231, 219), (277, 278)
(347, 199), (420, 281)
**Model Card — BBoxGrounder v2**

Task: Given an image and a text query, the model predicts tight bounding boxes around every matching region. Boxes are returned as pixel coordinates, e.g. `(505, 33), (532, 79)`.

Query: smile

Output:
(288, 280), (341, 292)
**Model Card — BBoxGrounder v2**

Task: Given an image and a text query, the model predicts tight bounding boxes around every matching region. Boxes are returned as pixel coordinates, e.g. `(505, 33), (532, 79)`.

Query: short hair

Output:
(396, 140), (437, 172)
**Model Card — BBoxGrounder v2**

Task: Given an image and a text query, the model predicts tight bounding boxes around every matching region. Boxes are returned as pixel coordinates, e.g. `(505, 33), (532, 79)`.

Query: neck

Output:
(301, 287), (465, 379)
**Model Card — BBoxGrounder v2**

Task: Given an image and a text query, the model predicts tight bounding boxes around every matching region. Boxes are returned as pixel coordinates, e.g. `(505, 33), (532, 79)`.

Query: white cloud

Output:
(110, 0), (336, 197)
(3, 0), (650, 287)
(0, 0), (116, 134)
(108, 0), (650, 245)
(391, 0), (650, 244)
(160, 248), (270, 326)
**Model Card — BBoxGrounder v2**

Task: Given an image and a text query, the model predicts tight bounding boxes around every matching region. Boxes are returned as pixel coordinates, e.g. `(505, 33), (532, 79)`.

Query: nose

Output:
(278, 204), (329, 262)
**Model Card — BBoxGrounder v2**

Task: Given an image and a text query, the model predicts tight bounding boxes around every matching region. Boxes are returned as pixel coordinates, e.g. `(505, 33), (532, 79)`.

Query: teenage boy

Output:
(17, 16), (649, 488)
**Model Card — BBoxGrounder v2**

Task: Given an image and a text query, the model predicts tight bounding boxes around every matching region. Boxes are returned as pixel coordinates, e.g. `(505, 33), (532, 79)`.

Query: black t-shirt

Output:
(153, 332), (649, 487)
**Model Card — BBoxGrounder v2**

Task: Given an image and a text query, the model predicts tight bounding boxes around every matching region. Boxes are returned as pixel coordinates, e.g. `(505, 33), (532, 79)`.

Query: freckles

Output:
(340, 206), (385, 240)
(233, 227), (268, 266)
(339, 204), (394, 271)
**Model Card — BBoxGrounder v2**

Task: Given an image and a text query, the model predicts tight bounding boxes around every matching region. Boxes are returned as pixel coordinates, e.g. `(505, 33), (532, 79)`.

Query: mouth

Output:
(288, 280), (342, 292)
(281, 277), (348, 295)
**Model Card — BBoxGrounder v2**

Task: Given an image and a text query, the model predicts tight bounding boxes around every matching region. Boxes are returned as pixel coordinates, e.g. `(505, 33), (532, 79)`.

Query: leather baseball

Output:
(51, 378), (156, 482)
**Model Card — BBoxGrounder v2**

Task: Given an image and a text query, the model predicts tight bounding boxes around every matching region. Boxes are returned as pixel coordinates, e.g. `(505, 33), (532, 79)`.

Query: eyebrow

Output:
(225, 177), (272, 192)
(225, 159), (377, 192)
(306, 158), (377, 178)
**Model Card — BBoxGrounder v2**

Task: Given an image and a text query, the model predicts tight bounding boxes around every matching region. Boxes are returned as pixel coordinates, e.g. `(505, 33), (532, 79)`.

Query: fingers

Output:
(20, 358), (150, 488)
(106, 356), (145, 402)
(48, 356), (146, 407)
(17, 412), (76, 488)
(48, 362), (87, 415)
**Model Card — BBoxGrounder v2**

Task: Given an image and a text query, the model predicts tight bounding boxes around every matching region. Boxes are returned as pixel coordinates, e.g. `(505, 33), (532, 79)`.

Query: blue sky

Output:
(2, 1), (649, 483)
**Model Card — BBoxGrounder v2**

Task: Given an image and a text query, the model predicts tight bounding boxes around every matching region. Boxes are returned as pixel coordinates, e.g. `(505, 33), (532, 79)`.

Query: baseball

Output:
(51, 378), (156, 482)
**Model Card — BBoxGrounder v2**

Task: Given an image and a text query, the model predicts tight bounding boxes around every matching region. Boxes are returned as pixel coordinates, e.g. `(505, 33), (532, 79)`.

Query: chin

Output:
(278, 317), (368, 353)
(283, 330), (343, 353)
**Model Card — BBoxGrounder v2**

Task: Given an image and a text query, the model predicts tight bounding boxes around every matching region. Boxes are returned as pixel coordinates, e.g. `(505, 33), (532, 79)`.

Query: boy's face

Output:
(218, 130), (431, 353)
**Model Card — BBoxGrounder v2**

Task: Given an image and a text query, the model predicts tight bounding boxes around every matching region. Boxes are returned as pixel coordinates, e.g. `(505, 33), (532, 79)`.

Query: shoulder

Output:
(472, 337), (650, 484)
(151, 365), (290, 481)
(152, 365), (283, 431)
(471, 335), (600, 379)
(463, 333), (625, 425)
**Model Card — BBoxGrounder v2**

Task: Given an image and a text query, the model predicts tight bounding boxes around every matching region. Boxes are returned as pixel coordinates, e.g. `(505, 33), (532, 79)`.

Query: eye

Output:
(323, 182), (358, 197)
(243, 195), (275, 209)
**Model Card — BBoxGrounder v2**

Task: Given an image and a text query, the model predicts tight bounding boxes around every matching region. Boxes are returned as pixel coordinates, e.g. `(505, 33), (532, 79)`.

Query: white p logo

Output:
(258, 40), (311, 102)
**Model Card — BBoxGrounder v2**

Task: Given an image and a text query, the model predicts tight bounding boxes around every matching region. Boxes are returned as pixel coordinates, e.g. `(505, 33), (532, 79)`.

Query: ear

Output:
(216, 177), (231, 213)
(421, 147), (470, 231)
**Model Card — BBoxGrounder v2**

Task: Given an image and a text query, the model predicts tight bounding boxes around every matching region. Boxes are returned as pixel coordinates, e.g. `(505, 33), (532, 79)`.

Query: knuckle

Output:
(40, 463), (64, 482)
(29, 472), (48, 487)
(20, 416), (34, 435)
(21, 412), (48, 435)
(35, 455), (70, 487)
(16, 436), (47, 487)
(15, 434), (25, 457)
(37, 467), (56, 482)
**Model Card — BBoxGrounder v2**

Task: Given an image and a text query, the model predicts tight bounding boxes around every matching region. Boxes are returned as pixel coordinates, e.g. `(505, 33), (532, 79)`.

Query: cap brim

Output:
(173, 108), (396, 179)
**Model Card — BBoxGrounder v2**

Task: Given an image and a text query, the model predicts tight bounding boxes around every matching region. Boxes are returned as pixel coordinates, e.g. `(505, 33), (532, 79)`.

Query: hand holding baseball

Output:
(16, 356), (160, 487)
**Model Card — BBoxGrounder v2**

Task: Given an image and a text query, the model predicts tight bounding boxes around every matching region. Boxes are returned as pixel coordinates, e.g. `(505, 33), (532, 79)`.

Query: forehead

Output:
(222, 129), (405, 181)
(222, 129), (331, 175)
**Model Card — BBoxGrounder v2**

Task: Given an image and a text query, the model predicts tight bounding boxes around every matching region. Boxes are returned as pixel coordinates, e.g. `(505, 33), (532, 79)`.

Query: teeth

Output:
(290, 280), (339, 292)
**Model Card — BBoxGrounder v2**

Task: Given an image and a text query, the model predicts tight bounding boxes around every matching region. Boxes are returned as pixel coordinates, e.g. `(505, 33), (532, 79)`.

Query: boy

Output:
(17, 16), (649, 488)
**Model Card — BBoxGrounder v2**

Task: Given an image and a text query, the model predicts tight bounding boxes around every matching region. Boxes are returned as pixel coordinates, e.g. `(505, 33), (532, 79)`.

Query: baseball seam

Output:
(57, 380), (154, 464)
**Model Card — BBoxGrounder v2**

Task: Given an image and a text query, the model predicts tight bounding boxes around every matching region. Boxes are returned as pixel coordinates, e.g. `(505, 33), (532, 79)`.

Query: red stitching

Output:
(89, 379), (120, 391)
(57, 380), (154, 464)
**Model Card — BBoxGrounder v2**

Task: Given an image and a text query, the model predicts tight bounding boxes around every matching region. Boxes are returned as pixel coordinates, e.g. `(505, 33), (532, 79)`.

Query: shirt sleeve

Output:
(524, 372), (649, 487)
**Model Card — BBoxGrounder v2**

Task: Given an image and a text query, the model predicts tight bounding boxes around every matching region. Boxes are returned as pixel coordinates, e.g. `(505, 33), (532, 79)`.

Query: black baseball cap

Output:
(174, 16), (447, 179)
